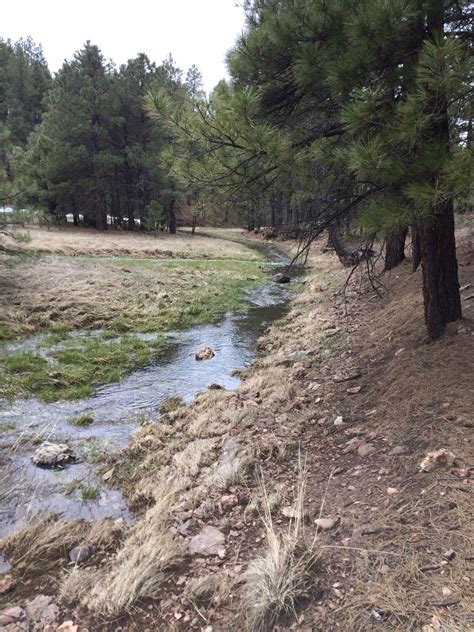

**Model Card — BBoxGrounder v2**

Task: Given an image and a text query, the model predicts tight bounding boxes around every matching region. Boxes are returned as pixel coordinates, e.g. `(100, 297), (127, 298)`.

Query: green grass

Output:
(158, 395), (184, 415)
(0, 422), (16, 433)
(0, 334), (166, 402)
(80, 485), (101, 501)
(68, 412), (94, 427)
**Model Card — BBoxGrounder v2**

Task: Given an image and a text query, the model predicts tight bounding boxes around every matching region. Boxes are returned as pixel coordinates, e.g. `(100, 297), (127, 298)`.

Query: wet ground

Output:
(0, 244), (297, 537)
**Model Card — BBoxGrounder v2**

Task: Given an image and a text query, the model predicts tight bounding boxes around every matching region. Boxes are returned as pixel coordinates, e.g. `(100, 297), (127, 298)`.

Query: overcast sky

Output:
(3, 0), (246, 91)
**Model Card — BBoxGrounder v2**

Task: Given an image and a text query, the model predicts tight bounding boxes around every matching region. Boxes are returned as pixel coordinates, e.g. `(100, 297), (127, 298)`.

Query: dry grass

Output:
(80, 477), (185, 616)
(10, 225), (258, 260)
(241, 468), (321, 632)
(0, 515), (87, 574)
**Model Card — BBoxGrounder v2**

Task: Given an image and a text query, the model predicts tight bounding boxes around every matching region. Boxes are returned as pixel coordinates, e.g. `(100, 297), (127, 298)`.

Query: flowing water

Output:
(0, 244), (296, 539)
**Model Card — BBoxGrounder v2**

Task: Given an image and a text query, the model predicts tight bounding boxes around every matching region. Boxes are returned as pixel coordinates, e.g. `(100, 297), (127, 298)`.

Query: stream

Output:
(0, 244), (295, 544)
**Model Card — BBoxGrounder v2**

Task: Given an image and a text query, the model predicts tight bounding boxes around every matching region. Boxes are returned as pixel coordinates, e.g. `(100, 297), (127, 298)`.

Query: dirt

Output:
(0, 228), (472, 631)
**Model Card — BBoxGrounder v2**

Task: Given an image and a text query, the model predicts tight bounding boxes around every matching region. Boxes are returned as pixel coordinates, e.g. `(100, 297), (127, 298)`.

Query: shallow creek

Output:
(0, 245), (296, 541)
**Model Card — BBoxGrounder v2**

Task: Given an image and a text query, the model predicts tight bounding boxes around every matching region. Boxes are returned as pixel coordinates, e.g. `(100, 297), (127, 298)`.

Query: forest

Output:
(0, 1), (473, 631)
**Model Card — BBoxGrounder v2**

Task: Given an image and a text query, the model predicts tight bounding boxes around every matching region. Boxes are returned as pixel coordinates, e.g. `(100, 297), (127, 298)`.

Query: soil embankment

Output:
(0, 228), (472, 631)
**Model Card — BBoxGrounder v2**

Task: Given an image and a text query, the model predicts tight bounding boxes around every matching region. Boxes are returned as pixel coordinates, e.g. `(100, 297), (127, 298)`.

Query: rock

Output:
(25, 595), (60, 629)
(315, 517), (337, 530)
(31, 442), (75, 467)
(69, 544), (94, 564)
(0, 607), (26, 629)
(333, 372), (361, 383)
(387, 487), (399, 495)
(457, 324), (472, 335)
(57, 623), (78, 632)
(189, 526), (226, 557)
(220, 494), (238, 510)
(389, 445), (410, 456)
(442, 549), (456, 561)
(333, 416), (344, 426)
(346, 386), (361, 394)
(273, 273), (290, 284)
(281, 506), (311, 521)
(394, 348), (405, 356)
(208, 383), (223, 390)
(420, 449), (456, 472)
(0, 575), (15, 595)
(357, 443), (375, 457)
(195, 347), (215, 361)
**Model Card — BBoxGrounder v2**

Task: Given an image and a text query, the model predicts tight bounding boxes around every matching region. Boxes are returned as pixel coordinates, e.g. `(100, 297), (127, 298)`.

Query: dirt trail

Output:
(0, 231), (472, 631)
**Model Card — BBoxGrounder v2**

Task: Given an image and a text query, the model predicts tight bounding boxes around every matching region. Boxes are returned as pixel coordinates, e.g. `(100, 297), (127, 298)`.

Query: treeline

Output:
(0, 38), (202, 231)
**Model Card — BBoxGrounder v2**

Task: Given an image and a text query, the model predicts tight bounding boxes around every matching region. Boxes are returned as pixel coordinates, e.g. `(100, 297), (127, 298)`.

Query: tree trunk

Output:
(328, 223), (353, 267)
(412, 225), (421, 272)
(420, 200), (461, 339)
(418, 0), (462, 339)
(169, 198), (176, 234)
(191, 214), (196, 235)
(384, 226), (408, 271)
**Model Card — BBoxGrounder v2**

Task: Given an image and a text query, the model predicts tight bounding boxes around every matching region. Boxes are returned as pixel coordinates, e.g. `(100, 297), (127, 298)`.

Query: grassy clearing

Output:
(0, 254), (265, 342)
(0, 334), (166, 402)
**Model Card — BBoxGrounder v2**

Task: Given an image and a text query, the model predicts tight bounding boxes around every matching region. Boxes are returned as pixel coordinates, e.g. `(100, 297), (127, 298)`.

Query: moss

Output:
(0, 422), (16, 433)
(80, 485), (101, 501)
(0, 334), (167, 402)
(158, 396), (184, 415)
(69, 412), (94, 427)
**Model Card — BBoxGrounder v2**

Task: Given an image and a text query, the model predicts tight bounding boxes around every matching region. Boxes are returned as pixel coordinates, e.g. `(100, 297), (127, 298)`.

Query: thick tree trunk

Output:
(412, 225), (421, 272)
(420, 200), (461, 339)
(384, 226), (408, 271)
(417, 0), (462, 339)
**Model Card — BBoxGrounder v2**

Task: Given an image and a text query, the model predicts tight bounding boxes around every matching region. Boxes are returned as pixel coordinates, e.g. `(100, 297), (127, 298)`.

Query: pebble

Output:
(69, 544), (94, 564)
(0, 575), (15, 595)
(314, 517), (337, 530)
(357, 443), (375, 457)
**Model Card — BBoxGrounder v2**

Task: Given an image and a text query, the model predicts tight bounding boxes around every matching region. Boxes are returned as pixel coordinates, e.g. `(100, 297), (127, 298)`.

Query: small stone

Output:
(0, 606), (26, 628)
(69, 544), (94, 564)
(357, 443), (375, 457)
(334, 416), (344, 426)
(195, 347), (215, 361)
(457, 324), (471, 335)
(282, 506), (311, 521)
(442, 549), (455, 561)
(220, 494), (238, 510)
(208, 383), (223, 390)
(32, 442), (75, 467)
(314, 517), (337, 530)
(346, 386), (361, 394)
(57, 623), (78, 632)
(25, 595), (60, 628)
(394, 348), (405, 356)
(189, 526), (225, 557)
(102, 467), (115, 482)
(420, 449), (456, 472)
(389, 445), (409, 456)
(442, 587), (452, 596)
(0, 575), (15, 595)
(273, 273), (290, 284)
(387, 487), (399, 495)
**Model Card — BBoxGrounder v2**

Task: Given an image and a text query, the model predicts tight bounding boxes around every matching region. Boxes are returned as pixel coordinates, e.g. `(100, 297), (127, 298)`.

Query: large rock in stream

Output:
(31, 442), (76, 467)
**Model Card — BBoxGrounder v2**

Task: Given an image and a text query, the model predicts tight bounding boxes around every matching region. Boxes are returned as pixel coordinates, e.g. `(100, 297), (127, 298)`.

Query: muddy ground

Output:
(0, 226), (473, 631)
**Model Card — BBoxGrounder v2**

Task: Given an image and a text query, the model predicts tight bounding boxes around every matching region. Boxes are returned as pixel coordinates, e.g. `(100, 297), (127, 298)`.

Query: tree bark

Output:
(384, 226), (408, 271)
(412, 225), (421, 272)
(418, 0), (462, 339)
(169, 198), (176, 234)
(420, 200), (461, 339)
(328, 223), (353, 267)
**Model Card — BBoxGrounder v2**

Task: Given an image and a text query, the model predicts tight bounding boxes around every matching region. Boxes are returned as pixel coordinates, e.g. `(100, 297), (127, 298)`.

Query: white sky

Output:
(3, 0), (246, 91)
